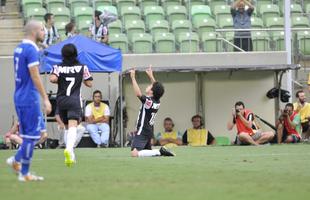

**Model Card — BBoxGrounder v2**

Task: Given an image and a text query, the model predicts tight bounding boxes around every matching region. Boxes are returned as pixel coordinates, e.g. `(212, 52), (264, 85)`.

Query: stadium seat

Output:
(251, 31), (270, 51)
(124, 20), (145, 41)
(115, 0), (136, 12)
(153, 32), (176, 53)
(265, 16), (284, 28)
(54, 21), (67, 39)
(251, 17), (264, 28)
(131, 33), (153, 54)
(281, 3), (303, 16)
(201, 32), (219, 52)
(50, 6), (71, 23)
(69, 0), (89, 15)
(161, 0), (182, 8)
(137, 0), (159, 9)
(171, 19), (192, 38)
(109, 33), (129, 53)
(259, 4), (280, 24)
(307, 4), (310, 13)
(92, 0), (112, 10)
(217, 16), (233, 29)
(77, 19), (92, 35)
(291, 16), (310, 28)
(120, 6), (141, 24)
(208, 0), (228, 11)
(272, 31), (285, 51)
(191, 5), (212, 26)
(108, 19), (123, 34)
(166, 5), (187, 25)
(143, 6), (165, 29)
(97, 5), (118, 16)
(184, 0), (205, 9)
(177, 32), (199, 53)
(213, 5), (231, 22)
(215, 136), (230, 146)
(25, 7), (46, 21)
(22, 0), (43, 16)
(74, 7), (93, 29)
(193, 17), (216, 38)
(256, 0), (272, 11)
(298, 31), (310, 55)
(46, 0), (65, 12)
(149, 20), (169, 35)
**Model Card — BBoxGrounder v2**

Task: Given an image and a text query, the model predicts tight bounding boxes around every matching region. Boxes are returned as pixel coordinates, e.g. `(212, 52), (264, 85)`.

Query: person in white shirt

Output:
(42, 13), (60, 48)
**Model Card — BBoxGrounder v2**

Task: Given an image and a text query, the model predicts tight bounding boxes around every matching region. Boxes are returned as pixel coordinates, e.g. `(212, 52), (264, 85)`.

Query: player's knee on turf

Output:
(131, 149), (139, 157)
(285, 136), (294, 143)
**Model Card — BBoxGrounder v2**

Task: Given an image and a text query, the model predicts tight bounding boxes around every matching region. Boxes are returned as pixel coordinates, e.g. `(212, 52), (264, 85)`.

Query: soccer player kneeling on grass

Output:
(130, 66), (175, 157)
(50, 44), (93, 166)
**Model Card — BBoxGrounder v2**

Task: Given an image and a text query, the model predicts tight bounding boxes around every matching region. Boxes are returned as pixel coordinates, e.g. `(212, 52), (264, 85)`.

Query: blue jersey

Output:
(14, 39), (40, 106)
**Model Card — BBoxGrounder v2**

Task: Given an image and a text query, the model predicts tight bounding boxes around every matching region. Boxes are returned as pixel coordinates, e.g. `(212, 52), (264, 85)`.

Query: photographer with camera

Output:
(227, 101), (275, 145)
(276, 103), (301, 144)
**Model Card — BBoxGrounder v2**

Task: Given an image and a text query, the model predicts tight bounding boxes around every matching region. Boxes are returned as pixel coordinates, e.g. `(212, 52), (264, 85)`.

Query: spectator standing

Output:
(155, 117), (182, 147)
(231, 0), (254, 51)
(65, 22), (77, 39)
(42, 13), (60, 48)
(89, 10), (108, 44)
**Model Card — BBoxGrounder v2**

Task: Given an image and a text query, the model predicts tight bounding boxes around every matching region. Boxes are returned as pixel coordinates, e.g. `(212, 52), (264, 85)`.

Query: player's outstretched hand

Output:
(129, 68), (136, 79)
(146, 65), (153, 77)
(44, 98), (52, 115)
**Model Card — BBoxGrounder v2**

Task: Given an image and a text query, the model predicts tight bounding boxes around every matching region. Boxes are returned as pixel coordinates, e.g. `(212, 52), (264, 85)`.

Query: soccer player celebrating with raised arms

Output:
(50, 43), (93, 167)
(6, 20), (52, 181)
(130, 66), (175, 157)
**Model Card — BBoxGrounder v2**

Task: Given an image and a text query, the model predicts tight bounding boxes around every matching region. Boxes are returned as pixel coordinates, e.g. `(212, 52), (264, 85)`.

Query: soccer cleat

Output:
(64, 149), (75, 167)
(159, 146), (176, 157)
(6, 156), (21, 174)
(18, 173), (44, 182)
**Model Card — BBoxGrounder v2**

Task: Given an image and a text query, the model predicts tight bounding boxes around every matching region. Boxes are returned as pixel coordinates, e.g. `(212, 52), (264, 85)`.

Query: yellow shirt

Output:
(293, 102), (310, 123)
(89, 102), (108, 120)
(187, 128), (208, 146)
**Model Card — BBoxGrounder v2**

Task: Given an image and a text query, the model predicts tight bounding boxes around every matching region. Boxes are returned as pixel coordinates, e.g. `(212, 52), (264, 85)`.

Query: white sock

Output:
(64, 130), (68, 145)
(138, 149), (161, 157)
(66, 127), (77, 153)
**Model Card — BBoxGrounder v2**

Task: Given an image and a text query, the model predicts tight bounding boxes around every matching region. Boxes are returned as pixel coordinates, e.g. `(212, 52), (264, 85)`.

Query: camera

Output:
(235, 109), (240, 113)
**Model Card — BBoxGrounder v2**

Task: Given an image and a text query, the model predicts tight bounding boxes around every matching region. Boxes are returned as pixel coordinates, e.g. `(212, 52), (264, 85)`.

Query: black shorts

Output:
(131, 134), (152, 151)
(58, 108), (81, 125)
(57, 96), (81, 124)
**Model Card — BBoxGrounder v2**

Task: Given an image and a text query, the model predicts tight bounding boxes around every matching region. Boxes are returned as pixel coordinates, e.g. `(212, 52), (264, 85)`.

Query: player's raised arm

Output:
(130, 68), (142, 98)
(146, 65), (156, 84)
(83, 65), (93, 88)
(29, 66), (52, 115)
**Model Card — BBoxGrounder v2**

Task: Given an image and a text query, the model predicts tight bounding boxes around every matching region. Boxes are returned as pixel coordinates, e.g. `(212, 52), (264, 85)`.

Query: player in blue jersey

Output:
(6, 20), (52, 182)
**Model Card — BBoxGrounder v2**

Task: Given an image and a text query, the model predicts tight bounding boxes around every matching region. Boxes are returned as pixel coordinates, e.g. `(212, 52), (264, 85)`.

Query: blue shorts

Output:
(15, 103), (45, 140)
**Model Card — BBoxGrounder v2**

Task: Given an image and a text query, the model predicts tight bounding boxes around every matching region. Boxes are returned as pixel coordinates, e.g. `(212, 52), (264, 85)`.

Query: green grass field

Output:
(1, 145), (310, 200)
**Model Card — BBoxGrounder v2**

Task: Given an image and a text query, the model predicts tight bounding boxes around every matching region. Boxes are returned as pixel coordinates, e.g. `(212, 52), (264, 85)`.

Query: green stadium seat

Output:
(256, 0), (272, 11)
(280, 3), (303, 16)
(298, 31), (310, 55)
(213, 5), (231, 22)
(54, 21), (67, 39)
(124, 20), (145, 41)
(291, 16), (309, 28)
(215, 136), (230, 146)
(50, 6), (70, 23)
(77, 19), (92, 35)
(46, 0), (65, 12)
(166, 5), (187, 25)
(92, 0), (112, 10)
(208, 0), (228, 11)
(97, 5), (118, 16)
(171, 19), (192, 38)
(149, 20), (169, 35)
(161, 0), (182, 8)
(251, 17), (264, 28)
(22, 0), (43, 16)
(272, 31), (285, 51)
(69, 0), (89, 15)
(137, 0), (159, 9)
(120, 6), (141, 24)
(191, 5), (212, 26)
(259, 4), (280, 23)
(108, 19), (122, 34)
(193, 17), (216, 38)
(131, 33), (153, 53)
(184, 0), (205, 10)
(25, 7), (46, 21)
(177, 32), (199, 53)
(201, 32), (219, 52)
(307, 4), (310, 13)
(115, 0), (136, 12)
(217, 16), (233, 29)
(109, 33), (129, 53)
(143, 6), (165, 29)
(153, 32), (176, 53)
(251, 31), (270, 51)
(74, 7), (93, 29)
(265, 16), (284, 28)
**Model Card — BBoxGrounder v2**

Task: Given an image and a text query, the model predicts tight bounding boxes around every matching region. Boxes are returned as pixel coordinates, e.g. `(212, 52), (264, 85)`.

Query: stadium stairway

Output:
(0, 0), (24, 56)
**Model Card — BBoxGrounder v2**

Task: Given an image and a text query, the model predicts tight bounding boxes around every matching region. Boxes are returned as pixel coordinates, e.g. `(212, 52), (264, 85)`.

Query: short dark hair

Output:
(44, 13), (53, 23)
(295, 90), (305, 98)
(285, 103), (294, 109)
(164, 117), (174, 126)
(65, 22), (75, 36)
(191, 114), (202, 122)
(61, 43), (78, 64)
(235, 101), (245, 108)
(93, 90), (102, 98)
(152, 82), (164, 101)
(94, 10), (102, 20)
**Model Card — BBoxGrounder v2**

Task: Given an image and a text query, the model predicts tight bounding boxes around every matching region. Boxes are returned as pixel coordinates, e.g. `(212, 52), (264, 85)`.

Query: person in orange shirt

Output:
(227, 101), (275, 145)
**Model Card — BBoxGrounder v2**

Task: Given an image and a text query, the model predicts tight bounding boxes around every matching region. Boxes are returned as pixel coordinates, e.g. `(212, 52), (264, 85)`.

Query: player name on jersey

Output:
(56, 65), (83, 74)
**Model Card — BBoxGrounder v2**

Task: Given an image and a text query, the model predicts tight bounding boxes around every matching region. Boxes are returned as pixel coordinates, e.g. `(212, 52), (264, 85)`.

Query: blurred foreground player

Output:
(50, 43), (93, 167)
(130, 66), (175, 157)
(6, 20), (52, 181)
